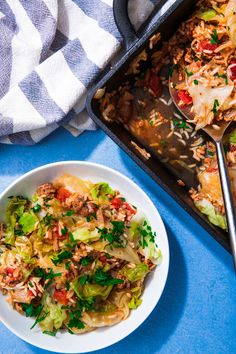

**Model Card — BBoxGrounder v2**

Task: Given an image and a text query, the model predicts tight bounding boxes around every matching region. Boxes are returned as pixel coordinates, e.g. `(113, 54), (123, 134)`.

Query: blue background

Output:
(0, 128), (235, 354)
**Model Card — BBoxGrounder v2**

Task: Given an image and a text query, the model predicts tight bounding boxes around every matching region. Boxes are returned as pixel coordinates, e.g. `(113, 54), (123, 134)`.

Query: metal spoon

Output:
(169, 70), (236, 271)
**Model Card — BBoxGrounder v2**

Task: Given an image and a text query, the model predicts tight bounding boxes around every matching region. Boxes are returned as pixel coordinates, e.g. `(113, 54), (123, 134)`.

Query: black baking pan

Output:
(86, 0), (231, 253)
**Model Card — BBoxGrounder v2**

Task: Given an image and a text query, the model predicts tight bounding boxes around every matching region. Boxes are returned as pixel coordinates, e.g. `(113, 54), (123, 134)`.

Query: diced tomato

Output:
(177, 90), (193, 105)
(27, 290), (35, 297)
(149, 72), (162, 98)
(111, 197), (123, 209)
(123, 202), (137, 215)
(206, 166), (218, 173)
(227, 61), (236, 81)
(53, 289), (68, 305)
(99, 255), (107, 263)
(56, 187), (71, 202)
(6, 267), (14, 275)
(198, 40), (218, 54)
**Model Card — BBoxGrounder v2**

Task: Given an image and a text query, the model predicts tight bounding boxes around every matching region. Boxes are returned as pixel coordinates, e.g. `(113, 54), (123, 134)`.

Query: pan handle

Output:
(113, 0), (138, 49)
(113, 0), (168, 50)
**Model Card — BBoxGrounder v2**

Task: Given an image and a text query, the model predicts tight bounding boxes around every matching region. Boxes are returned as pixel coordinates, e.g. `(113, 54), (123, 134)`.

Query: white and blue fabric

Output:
(0, 0), (173, 145)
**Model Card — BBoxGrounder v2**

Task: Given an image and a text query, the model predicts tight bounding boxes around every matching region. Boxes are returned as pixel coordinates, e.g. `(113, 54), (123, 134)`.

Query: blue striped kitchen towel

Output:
(0, 0), (173, 145)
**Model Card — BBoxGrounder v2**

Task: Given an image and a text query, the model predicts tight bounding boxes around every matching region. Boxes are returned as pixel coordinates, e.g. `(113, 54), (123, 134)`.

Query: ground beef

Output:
(36, 183), (56, 198)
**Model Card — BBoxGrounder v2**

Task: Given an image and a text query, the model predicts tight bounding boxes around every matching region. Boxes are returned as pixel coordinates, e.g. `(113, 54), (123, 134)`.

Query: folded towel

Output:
(0, 0), (174, 145)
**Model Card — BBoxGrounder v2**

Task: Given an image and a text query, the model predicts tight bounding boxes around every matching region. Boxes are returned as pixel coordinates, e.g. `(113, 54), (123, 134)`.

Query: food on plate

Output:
(0, 174), (162, 336)
(97, 0), (236, 231)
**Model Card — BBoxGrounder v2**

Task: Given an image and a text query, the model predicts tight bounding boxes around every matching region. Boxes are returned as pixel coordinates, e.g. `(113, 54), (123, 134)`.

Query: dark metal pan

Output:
(86, 0), (230, 252)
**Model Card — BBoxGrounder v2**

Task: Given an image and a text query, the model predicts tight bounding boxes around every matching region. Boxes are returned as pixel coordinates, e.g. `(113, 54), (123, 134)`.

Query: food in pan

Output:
(0, 174), (162, 336)
(97, 0), (236, 230)
(170, 0), (236, 129)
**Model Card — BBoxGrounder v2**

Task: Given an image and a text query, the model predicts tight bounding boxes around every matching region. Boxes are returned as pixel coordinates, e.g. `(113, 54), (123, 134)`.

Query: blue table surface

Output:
(0, 128), (235, 354)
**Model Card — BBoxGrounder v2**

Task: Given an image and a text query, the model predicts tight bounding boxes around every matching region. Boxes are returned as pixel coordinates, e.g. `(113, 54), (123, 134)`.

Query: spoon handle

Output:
(216, 140), (236, 271)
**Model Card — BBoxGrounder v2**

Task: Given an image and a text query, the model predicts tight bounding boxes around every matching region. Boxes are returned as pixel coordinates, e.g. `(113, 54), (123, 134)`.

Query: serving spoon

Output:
(169, 70), (236, 271)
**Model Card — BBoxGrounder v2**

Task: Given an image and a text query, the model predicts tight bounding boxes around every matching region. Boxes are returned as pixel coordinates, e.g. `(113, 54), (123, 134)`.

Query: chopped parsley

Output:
(22, 303), (47, 330)
(79, 256), (93, 266)
(33, 267), (62, 281)
(61, 226), (68, 235)
(139, 220), (156, 249)
(215, 73), (228, 85)
(194, 79), (199, 85)
(79, 274), (88, 285)
(184, 67), (193, 77)
(65, 261), (70, 270)
(43, 330), (57, 336)
(93, 268), (124, 286)
(210, 29), (219, 44)
(168, 63), (178, 77)
(173, 119), (188, 129)
(97, 221), (126, 248)
(160, 140), (167, 148)
(22, 303), (42, 318)
(62, 210), (75, 217)
(211, 99), (219, 116)
(65, 298), (96, 331)
(51, 250), (72, 266)
(86, 212), (97, 222)
(32, 204), (41, 213)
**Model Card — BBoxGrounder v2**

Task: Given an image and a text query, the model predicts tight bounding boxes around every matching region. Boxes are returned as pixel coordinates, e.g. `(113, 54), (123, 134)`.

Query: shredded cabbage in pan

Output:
(0, 174), (162, 336)
(170, 0), (236, 129)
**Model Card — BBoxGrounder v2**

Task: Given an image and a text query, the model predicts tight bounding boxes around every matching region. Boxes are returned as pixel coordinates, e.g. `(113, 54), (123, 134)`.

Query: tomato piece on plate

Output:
(123, 202), (137, 215)
(198, 40), (218, 53)
(111, 197), (123, 209)
(177, 90), (193, 105)
(53, 289), (68, 305)
(56, 187), (71, 202)
(227, 61), (236, 81)
(6, 267), (14, 275)
(149, 72), (162, 97)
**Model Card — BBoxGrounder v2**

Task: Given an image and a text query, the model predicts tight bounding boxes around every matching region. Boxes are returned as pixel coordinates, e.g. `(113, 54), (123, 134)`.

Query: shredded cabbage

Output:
(128, 287), (142, 309)
(197, 9), (216, 21)
(19, 212), (38, 234)
(39, 294), (67, 332)
(90, 182), (115, 200)
(228, 129), (236, 144)
(72, 227), (100, 243)
(195, 199), (227, 230)
(121, 264), (149, 283)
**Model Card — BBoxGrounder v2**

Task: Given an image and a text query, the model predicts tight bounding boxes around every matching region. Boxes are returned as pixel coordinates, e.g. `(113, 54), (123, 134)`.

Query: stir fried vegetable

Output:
(0, 174), (162, 336)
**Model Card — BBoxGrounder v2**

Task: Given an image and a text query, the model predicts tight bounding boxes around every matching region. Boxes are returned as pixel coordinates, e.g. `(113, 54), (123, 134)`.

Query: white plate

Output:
(0, 161), (169, 353)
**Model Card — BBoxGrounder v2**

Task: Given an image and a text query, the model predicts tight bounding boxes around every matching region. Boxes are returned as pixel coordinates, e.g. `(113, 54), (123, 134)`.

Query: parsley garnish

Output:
(173, 119), (188, 129)
(211, 99), (219, 116)
(194, 79), (199, 85)
(32, 204), (41, 213)
(79, 274), (87, 285)
(210, 29), (219, 44)
(33, 267), (62, 281)
(168, 64), (178, 77)
(160, 140), (167, 148)
(97, 221), (126, 248)
(215, 73), (228, 85)
(61, 226), (68, 235)
(79, 256), (93, 266)
(22, 303), (42, 318)
(93, 268), (124, 286)
(43, 330), (57, 336)
(62, 210), (75, 217)
(66, 298), (96, 330)
(51, 250), (72, 266)
(184, 67), (193, 77)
